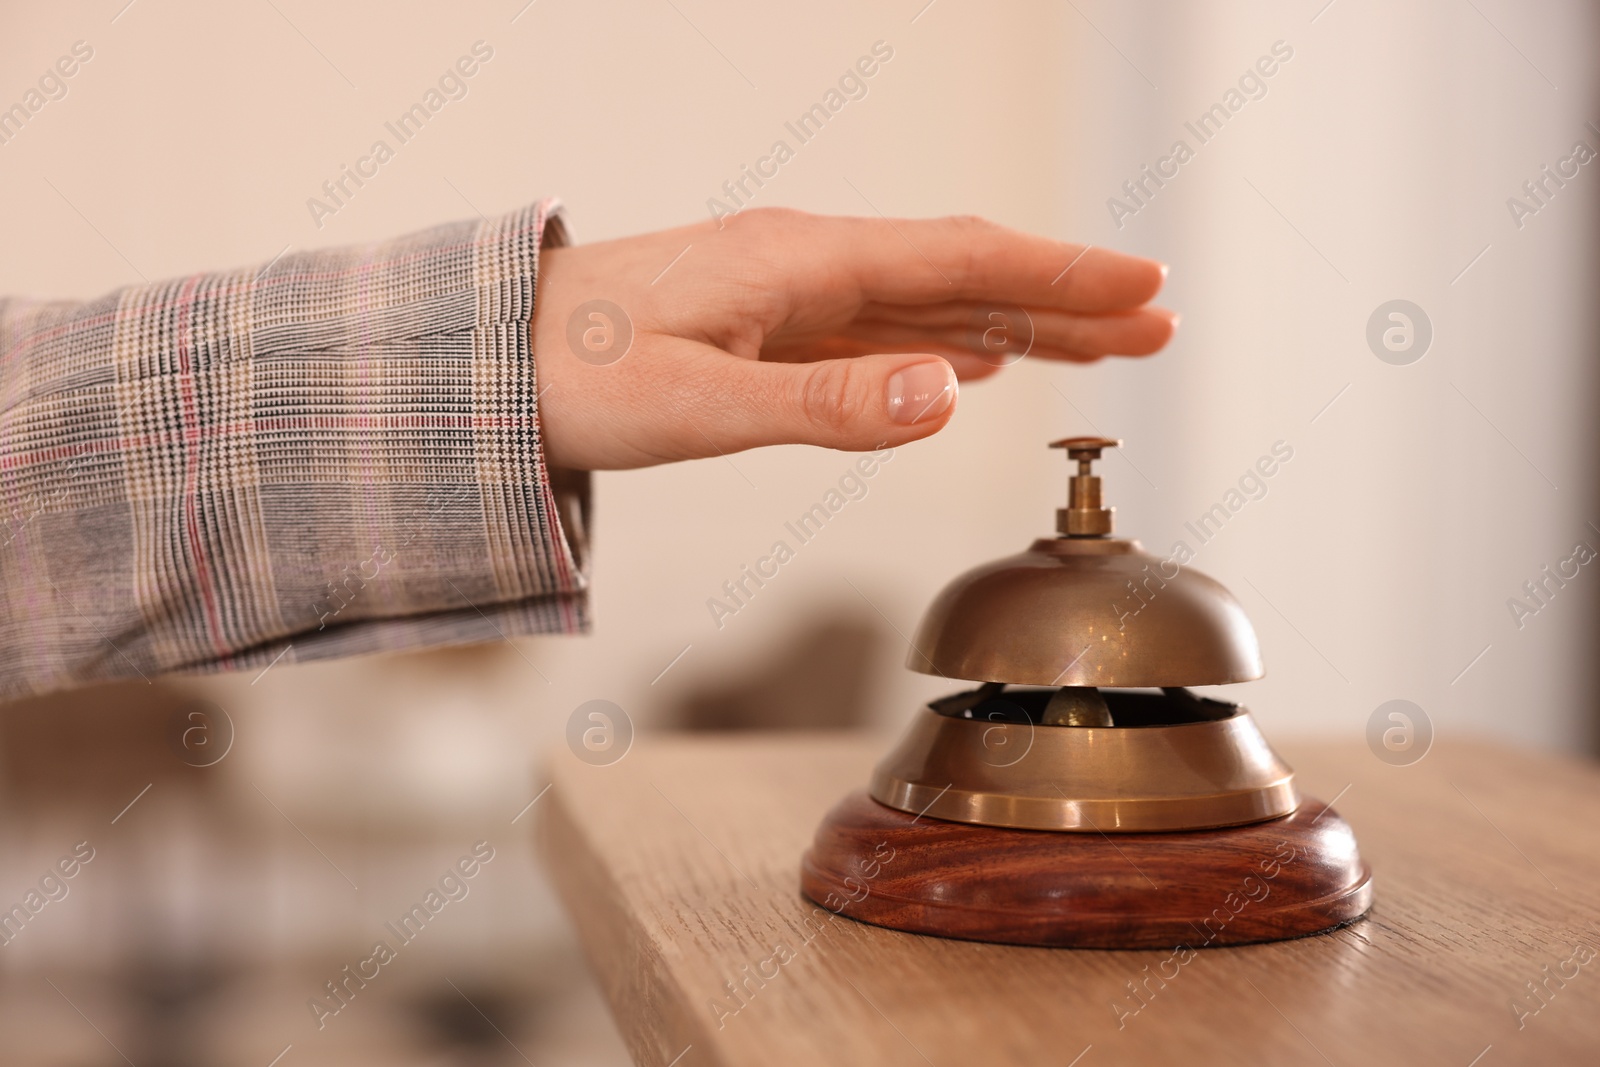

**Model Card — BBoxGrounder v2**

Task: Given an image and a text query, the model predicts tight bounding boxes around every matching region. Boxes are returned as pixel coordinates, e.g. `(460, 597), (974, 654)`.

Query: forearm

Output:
(0, 200), (587, 701)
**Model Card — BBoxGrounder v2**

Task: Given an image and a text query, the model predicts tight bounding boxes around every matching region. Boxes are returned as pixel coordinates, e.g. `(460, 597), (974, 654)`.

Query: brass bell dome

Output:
(909, 437), (1264, 688)
(871, 437), (1295, 833)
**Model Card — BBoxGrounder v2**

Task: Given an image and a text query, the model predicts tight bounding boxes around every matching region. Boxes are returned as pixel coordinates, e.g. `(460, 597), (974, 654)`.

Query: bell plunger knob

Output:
(1049, 436), (1119, 537)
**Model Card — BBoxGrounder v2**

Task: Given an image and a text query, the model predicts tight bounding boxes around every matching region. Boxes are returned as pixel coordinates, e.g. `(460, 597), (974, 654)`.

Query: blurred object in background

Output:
(0, 654), (627, 1065)
(669, 608), (886, 730)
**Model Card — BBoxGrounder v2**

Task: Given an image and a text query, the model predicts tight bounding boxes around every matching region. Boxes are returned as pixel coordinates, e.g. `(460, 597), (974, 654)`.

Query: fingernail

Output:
(1158, 263), (1171, 279)
(1168, 310), (1182, 330)
(886, 361), (956, 425)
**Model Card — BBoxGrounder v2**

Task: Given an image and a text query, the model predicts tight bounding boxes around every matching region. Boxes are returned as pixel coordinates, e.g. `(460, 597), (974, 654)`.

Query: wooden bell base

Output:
(800, 791), (1372, 949)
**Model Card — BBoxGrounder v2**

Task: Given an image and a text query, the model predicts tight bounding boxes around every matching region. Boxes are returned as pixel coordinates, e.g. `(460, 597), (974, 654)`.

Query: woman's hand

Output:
(531, 208), (1176, 471)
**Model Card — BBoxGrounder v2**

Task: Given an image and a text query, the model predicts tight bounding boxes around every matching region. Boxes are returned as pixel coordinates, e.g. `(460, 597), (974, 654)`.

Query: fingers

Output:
(741, 210), (1168, 314)
(849, 303), (1180, 358)
(663, 343), (960, 455)
(761, 334), (1107, 375)
(758, 304), (1177, 378)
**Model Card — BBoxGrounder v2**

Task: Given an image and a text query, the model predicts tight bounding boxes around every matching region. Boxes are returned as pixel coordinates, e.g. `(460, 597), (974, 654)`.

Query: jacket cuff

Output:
(1, 199), (589, 701)
(235, 199), (591, 673)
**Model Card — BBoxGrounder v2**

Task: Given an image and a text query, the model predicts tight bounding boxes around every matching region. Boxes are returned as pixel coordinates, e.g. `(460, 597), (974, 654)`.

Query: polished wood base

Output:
(800, 791), (1372, 948)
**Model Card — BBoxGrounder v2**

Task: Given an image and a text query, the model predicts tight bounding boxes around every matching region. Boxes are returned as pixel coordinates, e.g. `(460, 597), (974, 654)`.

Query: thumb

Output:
(727, 353), (959, 452)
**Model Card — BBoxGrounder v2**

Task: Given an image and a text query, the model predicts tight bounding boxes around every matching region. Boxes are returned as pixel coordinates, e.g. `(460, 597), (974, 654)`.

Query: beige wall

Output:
(1058, 1), (1599, 754)
(1, 0), (1596, 888)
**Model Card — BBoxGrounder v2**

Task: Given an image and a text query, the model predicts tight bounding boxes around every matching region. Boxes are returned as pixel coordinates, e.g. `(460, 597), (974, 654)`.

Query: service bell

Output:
(801, 437), (1372, 949)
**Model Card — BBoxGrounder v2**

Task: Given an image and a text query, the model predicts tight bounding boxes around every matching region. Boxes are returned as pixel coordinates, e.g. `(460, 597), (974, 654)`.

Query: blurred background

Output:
(1, 0), (1595, 1063)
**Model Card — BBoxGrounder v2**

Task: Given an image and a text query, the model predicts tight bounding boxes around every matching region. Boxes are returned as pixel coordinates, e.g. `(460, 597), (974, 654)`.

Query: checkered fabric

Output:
(0, 200), (588, 702)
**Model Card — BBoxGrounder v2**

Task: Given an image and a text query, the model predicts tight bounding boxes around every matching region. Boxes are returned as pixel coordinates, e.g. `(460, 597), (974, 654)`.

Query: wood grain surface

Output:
(799, 790), (1372, 947)
(538, 736), (1600, 1067)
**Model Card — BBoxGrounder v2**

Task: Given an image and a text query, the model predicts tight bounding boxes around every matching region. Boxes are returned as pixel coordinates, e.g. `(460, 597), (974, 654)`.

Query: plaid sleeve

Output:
(0, 199), (588, 701)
